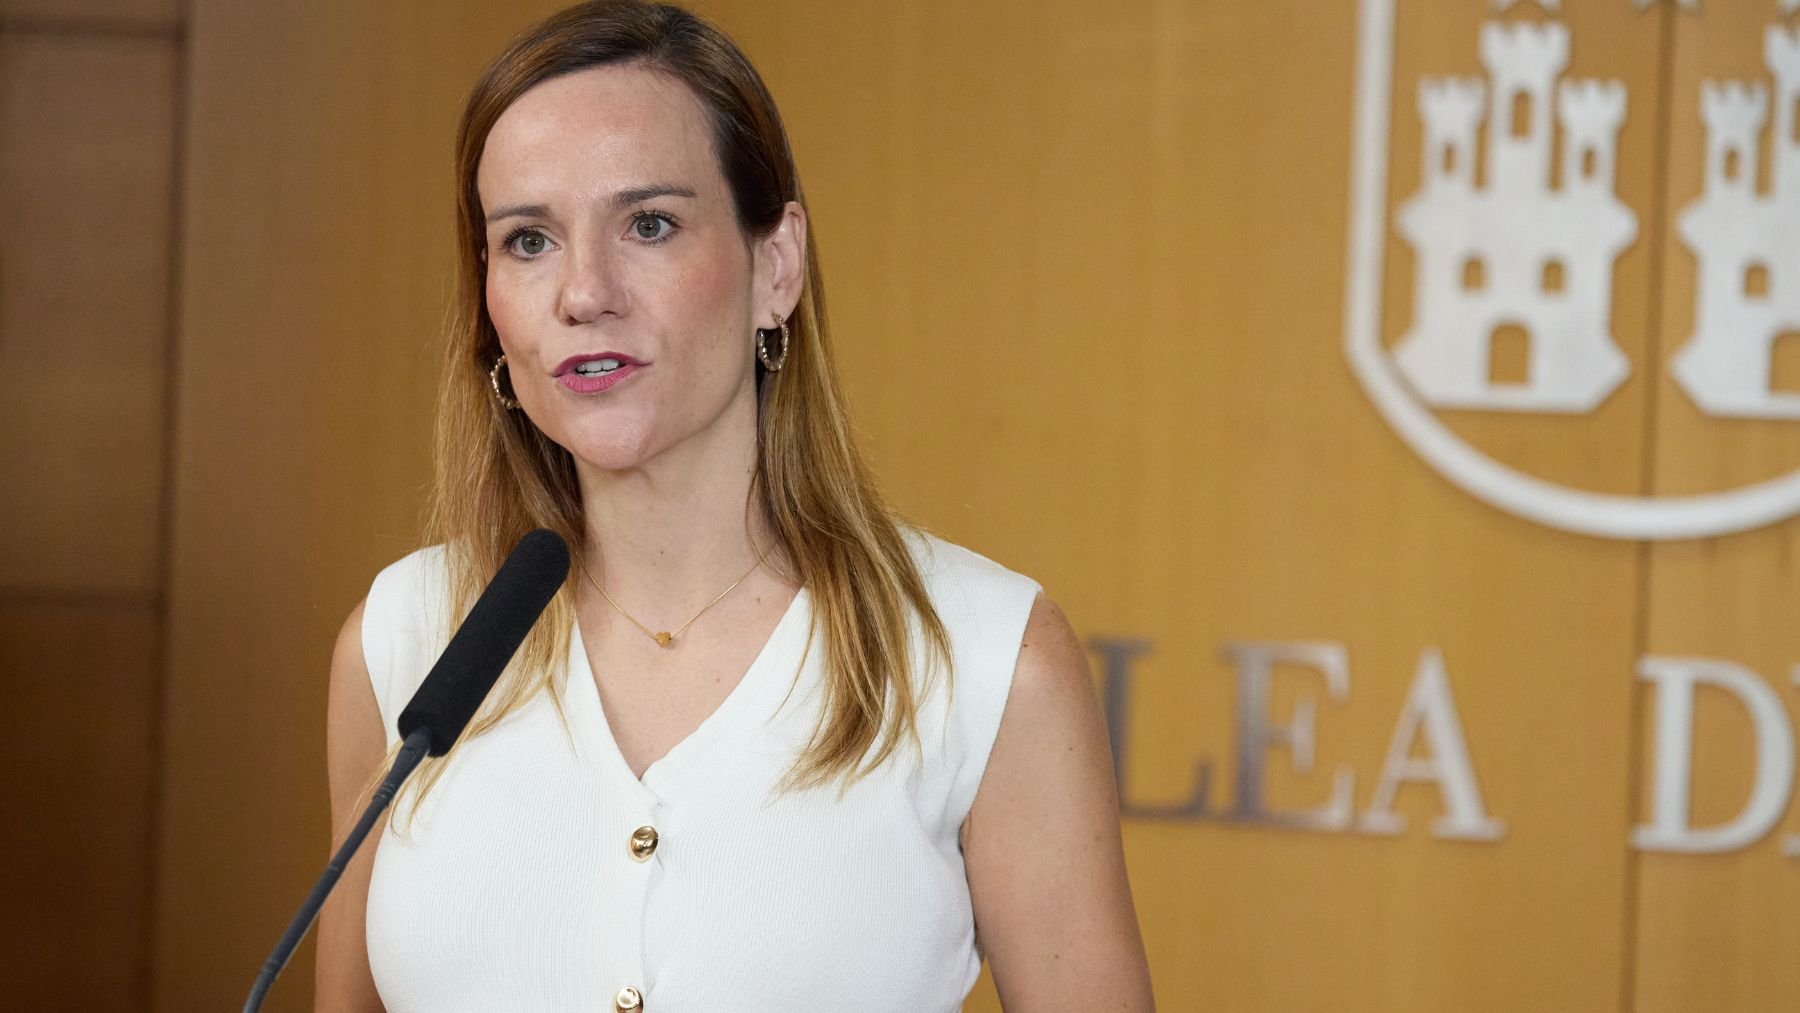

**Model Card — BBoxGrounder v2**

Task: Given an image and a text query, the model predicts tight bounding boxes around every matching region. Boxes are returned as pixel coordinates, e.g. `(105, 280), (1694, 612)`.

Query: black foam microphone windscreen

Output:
(397, 528), (570, 756)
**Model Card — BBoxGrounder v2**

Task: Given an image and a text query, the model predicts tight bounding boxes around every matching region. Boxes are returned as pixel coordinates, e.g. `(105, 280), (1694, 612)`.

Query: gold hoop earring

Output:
(756, 317), (790, 372)
(489, 354), (521, 410)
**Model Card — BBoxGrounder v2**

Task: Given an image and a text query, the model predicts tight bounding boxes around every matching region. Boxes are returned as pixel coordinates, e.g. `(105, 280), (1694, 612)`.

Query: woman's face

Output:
(477, 63), (794, 473)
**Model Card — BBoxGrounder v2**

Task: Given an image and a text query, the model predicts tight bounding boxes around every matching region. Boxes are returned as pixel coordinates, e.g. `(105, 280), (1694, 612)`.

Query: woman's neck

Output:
(573, 402), (787, 617)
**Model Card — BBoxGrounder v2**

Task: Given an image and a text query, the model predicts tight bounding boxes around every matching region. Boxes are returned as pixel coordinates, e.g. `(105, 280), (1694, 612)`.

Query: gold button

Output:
(614, 985), (643, 1011)
(629, 825), (659, 862)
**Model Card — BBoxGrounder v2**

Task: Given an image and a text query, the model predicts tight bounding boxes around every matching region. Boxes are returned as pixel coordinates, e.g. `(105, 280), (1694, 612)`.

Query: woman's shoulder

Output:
(899, 523), (1044, 607)
(369, 542), (450, 591)
(360, 543), (453, 743)
(365, 543), (451, 619)
(362, 544), (454, 658)
(896, 525), (1048, 818)
(898, 526), (1045, 664)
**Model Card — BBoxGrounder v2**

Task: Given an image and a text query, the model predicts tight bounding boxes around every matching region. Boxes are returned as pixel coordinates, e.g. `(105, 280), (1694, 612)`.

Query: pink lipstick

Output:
(554, 352), (646, 394)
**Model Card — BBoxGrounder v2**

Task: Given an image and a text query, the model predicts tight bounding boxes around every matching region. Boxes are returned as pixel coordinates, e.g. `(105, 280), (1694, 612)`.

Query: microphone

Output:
(399, 528), (572, 754)
(244, 528), (570, 1012)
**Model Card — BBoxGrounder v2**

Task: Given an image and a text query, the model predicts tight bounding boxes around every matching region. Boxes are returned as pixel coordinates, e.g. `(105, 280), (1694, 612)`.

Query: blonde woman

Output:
(315, 2), (1151, 1010)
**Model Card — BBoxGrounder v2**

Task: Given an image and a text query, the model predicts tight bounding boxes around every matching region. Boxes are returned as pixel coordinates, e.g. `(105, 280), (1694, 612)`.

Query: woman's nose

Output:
(556, 240), (627, 324)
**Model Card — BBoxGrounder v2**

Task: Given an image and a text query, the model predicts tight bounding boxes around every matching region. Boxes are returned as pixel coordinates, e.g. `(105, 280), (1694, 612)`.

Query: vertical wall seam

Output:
(142, 2), (192, 1007)
(1620, 4), (1681, 1012)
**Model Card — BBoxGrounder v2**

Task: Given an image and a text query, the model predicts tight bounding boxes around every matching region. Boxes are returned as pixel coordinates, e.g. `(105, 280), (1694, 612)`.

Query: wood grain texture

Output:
(1634, 4), (1800, 1011)
(152, 2), (565, 1009)
(0, 602), (159, 1009)
(0, 33), (177, 596)
(149, 0), (1800, 1009)
(0, 0), (178, 29)
(709, 1), (1646, 1009)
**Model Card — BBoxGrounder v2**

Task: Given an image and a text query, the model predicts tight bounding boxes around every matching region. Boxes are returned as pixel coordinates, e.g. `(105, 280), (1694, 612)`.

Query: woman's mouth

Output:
(555, 353), (645, 394)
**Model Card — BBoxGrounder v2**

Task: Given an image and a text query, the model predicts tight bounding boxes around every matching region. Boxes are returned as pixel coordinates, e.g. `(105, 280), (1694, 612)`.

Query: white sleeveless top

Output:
(360, 528), (1042, 1012)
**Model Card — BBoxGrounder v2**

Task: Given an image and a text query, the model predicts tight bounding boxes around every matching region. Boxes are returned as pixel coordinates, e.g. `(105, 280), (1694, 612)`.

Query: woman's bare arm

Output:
(314, 598), (389, 1012)
(964, 592), (1155, 1011)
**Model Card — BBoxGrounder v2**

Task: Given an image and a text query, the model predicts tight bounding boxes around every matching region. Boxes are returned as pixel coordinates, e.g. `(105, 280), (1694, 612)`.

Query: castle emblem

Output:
(1393, 20), (1636, 413)
(1343, 0), (1800, 539)
(1673, 27), (1800, 419)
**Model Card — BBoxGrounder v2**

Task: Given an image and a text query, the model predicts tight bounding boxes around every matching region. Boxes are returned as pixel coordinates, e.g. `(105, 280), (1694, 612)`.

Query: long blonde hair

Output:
(386, 0), (952, 820)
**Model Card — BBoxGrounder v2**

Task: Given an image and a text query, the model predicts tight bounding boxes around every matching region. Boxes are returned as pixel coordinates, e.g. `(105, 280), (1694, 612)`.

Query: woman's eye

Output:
(631, 213), (674, 242)
(512, 230), (548, 256)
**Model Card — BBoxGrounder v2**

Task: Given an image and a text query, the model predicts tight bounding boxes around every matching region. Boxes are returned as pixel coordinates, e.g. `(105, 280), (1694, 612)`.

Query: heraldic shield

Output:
(1344, 0), (1800, 540)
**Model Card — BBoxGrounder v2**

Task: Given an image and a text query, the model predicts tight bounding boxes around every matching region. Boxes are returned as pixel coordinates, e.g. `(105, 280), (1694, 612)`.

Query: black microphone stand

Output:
(243, 726), (432, 1012)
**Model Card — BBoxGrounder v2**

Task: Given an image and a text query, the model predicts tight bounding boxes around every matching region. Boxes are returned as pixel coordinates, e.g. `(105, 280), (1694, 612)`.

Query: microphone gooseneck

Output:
(244, 528), (570, 1012)
(242, 725), (432, 1013)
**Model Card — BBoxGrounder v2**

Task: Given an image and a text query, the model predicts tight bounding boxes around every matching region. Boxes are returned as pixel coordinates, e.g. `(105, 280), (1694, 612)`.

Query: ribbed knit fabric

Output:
(360, 527), (1042, 1012)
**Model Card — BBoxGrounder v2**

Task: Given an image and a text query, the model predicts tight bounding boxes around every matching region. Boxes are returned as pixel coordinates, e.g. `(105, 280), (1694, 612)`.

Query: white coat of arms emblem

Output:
(1344, 0), (1800, 538)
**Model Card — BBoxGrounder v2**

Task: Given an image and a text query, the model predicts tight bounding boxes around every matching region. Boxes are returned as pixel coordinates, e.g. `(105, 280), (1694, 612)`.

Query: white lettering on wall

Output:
(1219, 641), (1357, 830)
(1358, 648), (1507, 841)
(1633, 656), (1796, 854)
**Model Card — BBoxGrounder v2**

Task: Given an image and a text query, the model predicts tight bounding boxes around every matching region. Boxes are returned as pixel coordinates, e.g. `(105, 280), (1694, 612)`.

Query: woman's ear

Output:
(756, 201), (808, 321)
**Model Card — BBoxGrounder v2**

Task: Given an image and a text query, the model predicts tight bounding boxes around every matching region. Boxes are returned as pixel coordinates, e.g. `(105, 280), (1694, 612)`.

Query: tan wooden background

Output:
(4, 0), (1797, 1010)
(0, 0), (180, 1007)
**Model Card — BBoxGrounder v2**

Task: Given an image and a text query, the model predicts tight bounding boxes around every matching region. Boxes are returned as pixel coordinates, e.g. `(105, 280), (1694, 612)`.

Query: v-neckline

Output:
(567, 585), (809, 793)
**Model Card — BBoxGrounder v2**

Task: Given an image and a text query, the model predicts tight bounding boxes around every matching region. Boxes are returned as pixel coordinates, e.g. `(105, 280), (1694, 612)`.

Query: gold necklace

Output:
(576, 541), (771, 648)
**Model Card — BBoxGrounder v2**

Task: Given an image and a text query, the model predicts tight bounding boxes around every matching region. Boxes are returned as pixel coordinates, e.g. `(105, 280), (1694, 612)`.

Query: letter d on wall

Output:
(1634, 657), (1795, 854)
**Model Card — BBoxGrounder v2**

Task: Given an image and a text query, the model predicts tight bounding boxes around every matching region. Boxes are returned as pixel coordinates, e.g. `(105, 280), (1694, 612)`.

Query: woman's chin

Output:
(535, 415), (658, 471)
(557, 434), (662, 474)
(567, 447), (654, 473)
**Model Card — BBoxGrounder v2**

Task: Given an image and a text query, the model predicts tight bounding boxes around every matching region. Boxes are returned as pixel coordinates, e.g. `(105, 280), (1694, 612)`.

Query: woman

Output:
(316, 2), (1152, 1010)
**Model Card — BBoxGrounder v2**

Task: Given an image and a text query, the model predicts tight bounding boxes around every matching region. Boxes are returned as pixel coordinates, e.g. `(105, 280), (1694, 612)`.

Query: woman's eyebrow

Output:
(486, 202), (551, 225)
(611, 183), (697, 206)
(484, 184), (699, 225)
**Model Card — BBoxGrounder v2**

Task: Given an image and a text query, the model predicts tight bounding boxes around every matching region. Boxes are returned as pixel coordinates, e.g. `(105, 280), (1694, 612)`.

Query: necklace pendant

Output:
(653, 631), (673, 647)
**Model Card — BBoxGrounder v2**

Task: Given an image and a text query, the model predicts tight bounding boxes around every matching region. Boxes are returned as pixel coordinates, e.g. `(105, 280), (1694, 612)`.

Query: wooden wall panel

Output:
(0, 0), (179, 28)
(1635, 4), (1800, 1011)
(0, 33), (176, 596)
(0, 604), (160, 1009)
(153, 3), (564, 1009)
(150, 0), (1800, 1009)
(714, 2), (1649, 1009)
(0, 23), (177, 1013)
